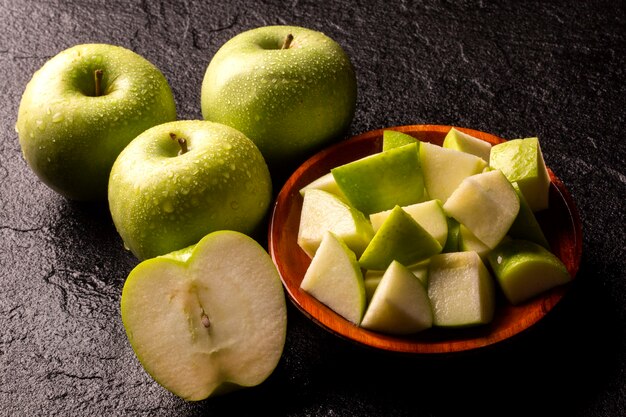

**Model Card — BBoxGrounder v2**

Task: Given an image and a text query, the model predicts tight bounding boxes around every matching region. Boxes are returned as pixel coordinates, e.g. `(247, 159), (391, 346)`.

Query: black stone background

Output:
(1, 1), (625, 416)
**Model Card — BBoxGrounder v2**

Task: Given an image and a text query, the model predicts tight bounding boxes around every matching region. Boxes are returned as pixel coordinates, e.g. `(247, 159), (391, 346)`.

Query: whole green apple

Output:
(108, 120), (272, 260)
(201, 25), (357, 166)
(16, 43), (177, 200)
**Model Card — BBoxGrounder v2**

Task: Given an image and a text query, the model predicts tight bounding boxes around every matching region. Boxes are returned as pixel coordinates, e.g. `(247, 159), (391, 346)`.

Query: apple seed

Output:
(201, 312), (211, 328)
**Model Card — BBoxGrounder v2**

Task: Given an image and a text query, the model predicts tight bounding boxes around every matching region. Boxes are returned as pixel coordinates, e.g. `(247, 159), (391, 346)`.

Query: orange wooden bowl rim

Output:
(268, 125), (583, 354)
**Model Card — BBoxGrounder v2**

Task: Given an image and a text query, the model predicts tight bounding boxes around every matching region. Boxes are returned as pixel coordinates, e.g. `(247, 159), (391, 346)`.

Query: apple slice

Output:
(507, 182), (550, 249)
(300, 231), (366, 325)
(363, 260), (429, 301)
(419, 141), (487, 203)
(443, 169), (520, 249)
(299, 172), (347, 201)
(361, 261), (433, 335)
(297, 189), (374, 258)
(459, 225), (491, 260)
(488, 239), (571, 305)
(489, 137), (551, 212)
(359, 205), (442, 270)
(382, 130), (418, 151)
(120, 230), (287, 401)
(442, 127), (491, 163)
(331, 142), (424, 214)
(427, 251), (495, 327)
(369, 199), (448, 247)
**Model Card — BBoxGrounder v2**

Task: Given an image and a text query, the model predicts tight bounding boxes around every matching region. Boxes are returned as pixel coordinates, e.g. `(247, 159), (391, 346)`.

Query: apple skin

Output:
(16, 43), (177, 200)
(108, 120), (272, 260)
(201, 25), (357, 166)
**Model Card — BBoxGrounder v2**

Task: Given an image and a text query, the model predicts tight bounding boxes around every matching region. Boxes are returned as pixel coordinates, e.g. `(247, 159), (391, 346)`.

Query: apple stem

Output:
(169, 133), (188, 155)
(281, 34), (294, 49)
(201, 313), (210, 328)
(94, 69), (103, 97)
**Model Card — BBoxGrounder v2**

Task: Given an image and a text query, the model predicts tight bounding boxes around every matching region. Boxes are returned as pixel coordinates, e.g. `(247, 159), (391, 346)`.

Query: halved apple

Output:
(121, 231), (287, 401)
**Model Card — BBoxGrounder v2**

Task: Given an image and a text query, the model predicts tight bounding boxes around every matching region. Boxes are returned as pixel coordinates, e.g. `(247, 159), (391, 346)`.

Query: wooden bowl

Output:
(268, 125), (582, 354)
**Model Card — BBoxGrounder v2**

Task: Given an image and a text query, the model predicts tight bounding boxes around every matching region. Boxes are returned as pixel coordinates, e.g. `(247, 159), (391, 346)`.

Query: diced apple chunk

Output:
(443, 170), (520, 249)
(442, 127), (492, 163)
(297, 189), (374, 258)
(361, 261), (433, 335)
(300, 232), (366, 325)
(427, 252), (495, 327)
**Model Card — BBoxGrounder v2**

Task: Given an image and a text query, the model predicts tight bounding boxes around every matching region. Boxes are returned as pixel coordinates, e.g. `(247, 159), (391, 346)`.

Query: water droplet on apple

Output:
(52, 112), (64, 123)
(162, 200), (175, 213)
(230, 201), (239, 210)
(36, 120), (45, 131)
(230, 163), (236, 171)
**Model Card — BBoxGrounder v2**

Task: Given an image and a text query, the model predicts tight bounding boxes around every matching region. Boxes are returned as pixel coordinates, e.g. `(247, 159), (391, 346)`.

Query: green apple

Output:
(419, 141), (487, 203)
(442, 217), (461, 253)
(16, 43), (177, 200)
(108, 120), (272, 260)
(488, 239), (571, 305)
(331, 143), (425, 214)
(299, 172), (347, 201)
(201, 25), (357, 165)
(489, 137), (551, 212)
(507, 182), (550, 249)
(382, 130), (418, 151)
(361, 260), (433, 335)
(427, 251), (495, 327)
(297, 189), (374, 258)
(359, 205), (441, 270)
(300, 231), (366, 325)
(369, 199), (448, 247)
(121, 230), (287, 401)
(442, 127), (491, 163)
(363, 260), (429, 301)
(443, 170), (520, 249)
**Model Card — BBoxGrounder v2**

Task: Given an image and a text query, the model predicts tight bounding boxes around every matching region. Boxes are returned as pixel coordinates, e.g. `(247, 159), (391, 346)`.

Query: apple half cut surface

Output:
(269, 124), (582, 354)
(121, 230), (287, 401)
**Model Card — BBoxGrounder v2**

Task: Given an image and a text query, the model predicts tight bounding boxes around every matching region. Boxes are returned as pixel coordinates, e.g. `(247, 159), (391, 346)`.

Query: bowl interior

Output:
(268, 125), (582, 354)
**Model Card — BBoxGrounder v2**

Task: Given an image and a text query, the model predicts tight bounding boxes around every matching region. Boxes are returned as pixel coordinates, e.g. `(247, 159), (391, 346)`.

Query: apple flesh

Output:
(427, 251), (495, 327)
(16, 43), (177, 200)
(121, 230), (287, 401)
(297, 189), (374, 258)
(443, 169), (520, 249)
(108, 120), (272, 260)
(488, 239), (571, 305)
(419, 141), (487, 203)
(201, 25), (357, 166)
(300, 231), (366, 325)
(361, 260), (433, 335)
(299, 172), (347, 201)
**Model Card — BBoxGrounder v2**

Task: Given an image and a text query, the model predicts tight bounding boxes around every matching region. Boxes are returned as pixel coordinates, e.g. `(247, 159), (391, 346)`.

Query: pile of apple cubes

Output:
(296, 128), (571, 335)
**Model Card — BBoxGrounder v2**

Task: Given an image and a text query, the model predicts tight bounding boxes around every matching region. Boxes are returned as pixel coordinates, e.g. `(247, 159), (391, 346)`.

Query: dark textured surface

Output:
(1, 0), (625, 416)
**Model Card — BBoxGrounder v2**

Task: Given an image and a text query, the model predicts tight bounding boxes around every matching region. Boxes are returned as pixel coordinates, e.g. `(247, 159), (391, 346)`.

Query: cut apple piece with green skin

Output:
(442, 217), (461, 253)
(361, 261), (433, 335)
(120, 230), (287, 401)
(297, 189), (374, 258)
(442, 127), (491, 163)
(359, 205), (442, 270)
(459, 225), (491, 260)
(363, 260), (429, 301)
(382, 130), (418, 151)
(488, 239), (571, 305)
(443, 169), (520, 249)
(300, 231), (366, 325)
(489, 137), (551, 212)
(299, 172), (347, 201)
(369, 199), (448, 247)
(419, 141), (487, 203)
(331, 142), (424, 214)
(508, 182), (550, 249)
(427, 251), (495, 327)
